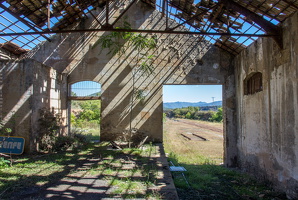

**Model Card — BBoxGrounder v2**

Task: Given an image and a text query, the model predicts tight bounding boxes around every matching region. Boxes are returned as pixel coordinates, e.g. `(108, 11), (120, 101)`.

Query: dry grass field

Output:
(164, 118), (223, 165)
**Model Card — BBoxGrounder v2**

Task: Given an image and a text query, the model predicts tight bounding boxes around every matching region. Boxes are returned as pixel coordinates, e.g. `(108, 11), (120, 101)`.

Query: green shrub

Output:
(209, 107), (223, 122)
(38, 108), (90, 152)
(195, 111), (214, 121)
(71, 100), (101, 129)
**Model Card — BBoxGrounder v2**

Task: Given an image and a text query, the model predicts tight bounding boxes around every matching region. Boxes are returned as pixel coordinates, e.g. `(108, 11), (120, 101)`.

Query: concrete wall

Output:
(234, 12), (298, 199)
(27, 1), (238, 166)
(0, 59), (67, 152)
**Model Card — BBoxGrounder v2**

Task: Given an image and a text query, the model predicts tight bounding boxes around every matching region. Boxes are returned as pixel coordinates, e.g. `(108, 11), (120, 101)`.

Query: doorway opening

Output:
(69, 81), (101, 141)
(163, 84), (224, 163)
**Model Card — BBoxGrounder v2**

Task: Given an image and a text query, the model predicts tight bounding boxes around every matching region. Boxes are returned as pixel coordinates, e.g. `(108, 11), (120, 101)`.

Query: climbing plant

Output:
(96, 19), (158, 147)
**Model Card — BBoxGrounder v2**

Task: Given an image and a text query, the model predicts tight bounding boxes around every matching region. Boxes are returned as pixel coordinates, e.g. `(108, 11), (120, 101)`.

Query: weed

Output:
(145, 190), (163, 200)
(0, 157), (10, 168)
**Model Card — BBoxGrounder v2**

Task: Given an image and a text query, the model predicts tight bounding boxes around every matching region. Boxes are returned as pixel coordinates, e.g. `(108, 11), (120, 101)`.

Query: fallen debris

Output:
(137, 136), (149, 148)
(110, 141), (122, 150)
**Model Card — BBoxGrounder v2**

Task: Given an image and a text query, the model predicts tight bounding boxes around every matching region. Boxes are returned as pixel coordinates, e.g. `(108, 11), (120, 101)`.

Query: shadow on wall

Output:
(96, 34), (217, 142)
(26, 1), (154, 75)
(0, 59), (64, 152)
(23, 1), (233, 144)
(68, 8), (229, 143)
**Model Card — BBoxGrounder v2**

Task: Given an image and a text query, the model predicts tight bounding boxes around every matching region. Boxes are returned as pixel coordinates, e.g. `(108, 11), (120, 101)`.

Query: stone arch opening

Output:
(68, 81), (101, 141)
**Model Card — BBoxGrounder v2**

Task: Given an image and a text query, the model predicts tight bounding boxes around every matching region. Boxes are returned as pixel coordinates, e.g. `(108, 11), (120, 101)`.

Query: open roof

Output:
(0, 0), (297, 56)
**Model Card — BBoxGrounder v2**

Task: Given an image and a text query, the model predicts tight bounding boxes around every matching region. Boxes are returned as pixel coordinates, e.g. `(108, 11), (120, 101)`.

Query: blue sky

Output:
(71, 81), (101, 96)
(163, 85), (222, 103)
(72, 82), (222, 103)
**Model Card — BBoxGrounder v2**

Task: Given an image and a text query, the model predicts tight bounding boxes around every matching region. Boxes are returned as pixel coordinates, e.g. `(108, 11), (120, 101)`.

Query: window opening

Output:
(244, 72), (262, 95)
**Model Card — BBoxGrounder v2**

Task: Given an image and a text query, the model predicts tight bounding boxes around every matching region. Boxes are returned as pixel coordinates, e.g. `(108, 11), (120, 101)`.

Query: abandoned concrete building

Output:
(0, 0), (297, 198)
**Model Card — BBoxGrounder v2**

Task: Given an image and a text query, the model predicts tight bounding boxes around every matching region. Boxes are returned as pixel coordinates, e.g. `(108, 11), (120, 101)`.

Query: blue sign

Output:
(0, 136), (25, 154)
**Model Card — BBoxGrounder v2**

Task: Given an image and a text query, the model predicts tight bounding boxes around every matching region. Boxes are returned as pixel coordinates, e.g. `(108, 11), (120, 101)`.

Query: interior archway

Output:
(68, 81), (101, 141)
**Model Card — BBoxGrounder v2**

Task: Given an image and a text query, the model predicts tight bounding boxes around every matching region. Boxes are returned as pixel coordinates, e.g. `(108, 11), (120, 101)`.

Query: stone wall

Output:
(0, 59), (67, 152)
(234, 12), (298, 199)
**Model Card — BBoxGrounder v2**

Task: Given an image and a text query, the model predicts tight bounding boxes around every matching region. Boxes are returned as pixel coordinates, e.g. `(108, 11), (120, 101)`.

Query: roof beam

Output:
(0, 4), (51, 42)
(0, 28), (278, 37)
(101, 0), (112, 28)
(281, 0), (298, 10)
(47, 0), (51, 29)
(222, 0), (283, 48)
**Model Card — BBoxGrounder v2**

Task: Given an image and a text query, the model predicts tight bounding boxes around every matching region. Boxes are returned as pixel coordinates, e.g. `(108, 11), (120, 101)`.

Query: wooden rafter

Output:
(222, 0), (283, 48)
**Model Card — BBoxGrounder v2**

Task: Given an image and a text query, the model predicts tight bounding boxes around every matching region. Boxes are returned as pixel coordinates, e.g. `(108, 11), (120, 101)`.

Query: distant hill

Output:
(89, 92), (101, 97)
(163, 101), (222, 109)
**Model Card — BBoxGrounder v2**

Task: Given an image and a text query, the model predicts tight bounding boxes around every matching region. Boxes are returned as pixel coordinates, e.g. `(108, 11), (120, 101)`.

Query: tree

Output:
(96, 20), (158, 147)
(71, 100), (101, 128)
(210, 107), (223, 122)
(185, 112), (192, 119)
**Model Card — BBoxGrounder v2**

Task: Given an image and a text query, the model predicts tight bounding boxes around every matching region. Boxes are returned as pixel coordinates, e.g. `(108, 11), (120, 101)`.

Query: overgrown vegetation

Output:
(38, 108), (89, 152)
(71, 100), (101, 129)
(0, 143), (162, 199)
(165, 106), (223, 122)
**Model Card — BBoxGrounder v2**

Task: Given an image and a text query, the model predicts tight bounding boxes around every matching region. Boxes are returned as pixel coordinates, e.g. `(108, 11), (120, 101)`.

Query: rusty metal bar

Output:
(77, 0), (103, 26)
(165, 0), (168, 29)
(0, 28), (278, 37)
(106, 0), (109, 25)
(68, 96), (101, 100)
(162, 0), (166, 17)
(47, 0), (51, 29)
